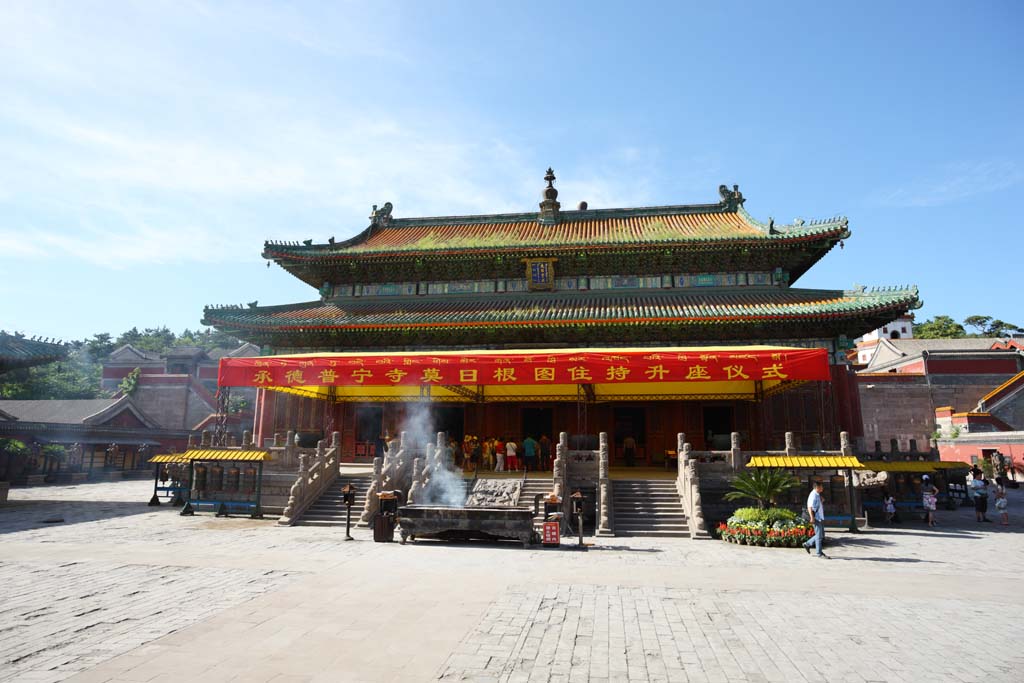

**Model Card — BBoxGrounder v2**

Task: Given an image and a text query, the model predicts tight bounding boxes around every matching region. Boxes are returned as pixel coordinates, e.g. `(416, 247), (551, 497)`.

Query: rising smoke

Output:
(400, 403), (466, 507)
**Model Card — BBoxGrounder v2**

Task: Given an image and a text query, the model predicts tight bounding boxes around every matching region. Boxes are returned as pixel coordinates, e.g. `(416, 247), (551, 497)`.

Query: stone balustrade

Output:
(278, 432), (341, 526)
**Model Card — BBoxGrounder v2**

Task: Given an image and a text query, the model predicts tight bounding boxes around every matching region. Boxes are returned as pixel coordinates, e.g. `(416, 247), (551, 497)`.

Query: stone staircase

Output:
(612, 479), (689, 537)
(518, 476), (556, 526)
(295, 473), (372, 527)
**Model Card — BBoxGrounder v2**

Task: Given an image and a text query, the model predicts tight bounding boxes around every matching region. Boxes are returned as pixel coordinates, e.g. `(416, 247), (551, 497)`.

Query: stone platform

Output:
(2, 480), (1023, 682)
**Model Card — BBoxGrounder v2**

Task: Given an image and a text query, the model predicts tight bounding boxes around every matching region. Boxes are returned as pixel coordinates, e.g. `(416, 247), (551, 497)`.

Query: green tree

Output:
(117, 367), (141, 396)
(723, 468), (800, 509)
(962, 315), (1022, 338)
(0, 345), (103, 400)
(913, 315), (966, 339)
(963, 315), (992, 335)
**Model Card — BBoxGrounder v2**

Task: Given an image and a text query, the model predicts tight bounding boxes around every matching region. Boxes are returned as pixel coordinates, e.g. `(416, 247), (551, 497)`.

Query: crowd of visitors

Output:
(447, 434), (553, 473)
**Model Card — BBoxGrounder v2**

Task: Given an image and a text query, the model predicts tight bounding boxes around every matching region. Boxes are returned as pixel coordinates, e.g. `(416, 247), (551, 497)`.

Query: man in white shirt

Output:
(802, 480), (829, 559)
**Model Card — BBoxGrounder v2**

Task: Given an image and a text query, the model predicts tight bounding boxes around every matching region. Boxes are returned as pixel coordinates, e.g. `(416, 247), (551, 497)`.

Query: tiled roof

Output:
(264, 203), (849, 260)
(886, 339), (998, 353)
(204, 286), (919, 332)
(0, 399), (120, 424)
(0, 332), (68, 372)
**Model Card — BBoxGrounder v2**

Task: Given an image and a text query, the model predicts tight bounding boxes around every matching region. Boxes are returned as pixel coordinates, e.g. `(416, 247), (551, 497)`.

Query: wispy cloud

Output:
(871, 161), (1024, 207)
(0, 3), (697, 270)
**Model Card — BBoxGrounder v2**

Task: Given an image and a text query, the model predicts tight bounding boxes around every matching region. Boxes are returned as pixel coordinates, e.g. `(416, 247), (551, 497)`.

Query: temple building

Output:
(202, 172), (920, 461)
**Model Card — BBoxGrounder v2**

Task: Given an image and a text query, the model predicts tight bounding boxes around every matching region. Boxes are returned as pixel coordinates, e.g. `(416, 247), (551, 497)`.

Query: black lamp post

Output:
(570, 490), (585, 548)
(342, 483), (356, 541)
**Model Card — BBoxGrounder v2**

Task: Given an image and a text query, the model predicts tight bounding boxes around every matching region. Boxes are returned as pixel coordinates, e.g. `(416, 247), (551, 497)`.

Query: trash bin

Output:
(373, 513), (395, 542)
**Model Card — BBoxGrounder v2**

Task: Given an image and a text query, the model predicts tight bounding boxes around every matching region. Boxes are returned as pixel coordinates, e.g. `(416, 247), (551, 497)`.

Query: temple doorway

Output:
(521, 407), (553, 441)
(613, 407), (646, 466)
(432, 406), (465, 441)
(354, 406), (383, 458)
(702, 406), (734, 450)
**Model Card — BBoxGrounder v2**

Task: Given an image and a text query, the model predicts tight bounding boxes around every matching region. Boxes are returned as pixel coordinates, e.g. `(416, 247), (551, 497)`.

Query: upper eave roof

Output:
(203, 285), (919, 333)
(262, 189), (850, 262)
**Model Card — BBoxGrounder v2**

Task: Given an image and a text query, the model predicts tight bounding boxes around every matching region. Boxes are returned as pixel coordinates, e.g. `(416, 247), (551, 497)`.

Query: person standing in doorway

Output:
(506, 438), (518, 472)
(522, 435), (538, 472)
(495, 437), (506, 472)
(803, 480), (829, 559)
(539, 434), (551, 471)
(623, 435), (637, 467)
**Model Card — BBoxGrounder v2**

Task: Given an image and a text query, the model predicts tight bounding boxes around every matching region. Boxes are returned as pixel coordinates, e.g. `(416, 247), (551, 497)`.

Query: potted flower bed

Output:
(718, 507), (814, 547)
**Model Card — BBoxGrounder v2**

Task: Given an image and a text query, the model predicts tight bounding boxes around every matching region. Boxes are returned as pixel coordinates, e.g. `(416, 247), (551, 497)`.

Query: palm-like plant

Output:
(724, 468), (799, 509)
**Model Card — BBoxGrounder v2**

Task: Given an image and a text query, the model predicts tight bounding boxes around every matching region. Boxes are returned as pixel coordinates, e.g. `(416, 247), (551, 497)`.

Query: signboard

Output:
(218, 347), (829, 389)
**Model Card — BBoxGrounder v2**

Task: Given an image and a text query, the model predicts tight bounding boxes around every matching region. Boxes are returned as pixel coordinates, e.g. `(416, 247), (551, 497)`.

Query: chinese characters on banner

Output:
(218, 348), (830, 388)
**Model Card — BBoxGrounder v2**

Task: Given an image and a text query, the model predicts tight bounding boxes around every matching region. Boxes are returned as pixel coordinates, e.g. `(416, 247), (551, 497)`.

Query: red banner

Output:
(218, 347), (830, 388)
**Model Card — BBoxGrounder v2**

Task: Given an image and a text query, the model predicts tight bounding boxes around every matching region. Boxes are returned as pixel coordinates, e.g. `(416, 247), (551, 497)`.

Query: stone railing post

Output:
(408, 458), (425, 504)
(730, 431), (742, 471)
(687, 457), (709, 539)
(597, 432), (612, 536)
(200, 430), (211, 447)
(840, 431), (853, 457)
(274, 432), (284, 447)
(284, 430), (296, 469)
(889, 438), (899, 456)
(242, 430), (252, 448)
(278, 453), (310, 526)
(332, 431), (342, 474)
(785, 431), (797, 456)
(359, 456), (384, 525)
(676, 433), (686, 483)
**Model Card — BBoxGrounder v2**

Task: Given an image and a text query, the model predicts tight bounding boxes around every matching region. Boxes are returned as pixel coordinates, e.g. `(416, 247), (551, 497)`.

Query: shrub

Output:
(730, 507), (798, 525)
(723, 468), (799, 508)
(718, 507), (812, 548)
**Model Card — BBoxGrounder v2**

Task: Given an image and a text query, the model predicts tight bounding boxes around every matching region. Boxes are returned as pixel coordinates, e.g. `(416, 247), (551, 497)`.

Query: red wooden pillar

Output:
(254, 388), (277, 447)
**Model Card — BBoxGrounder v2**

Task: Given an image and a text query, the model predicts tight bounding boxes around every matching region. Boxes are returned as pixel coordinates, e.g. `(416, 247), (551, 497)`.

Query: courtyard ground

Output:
(1, 479), (1022, 683)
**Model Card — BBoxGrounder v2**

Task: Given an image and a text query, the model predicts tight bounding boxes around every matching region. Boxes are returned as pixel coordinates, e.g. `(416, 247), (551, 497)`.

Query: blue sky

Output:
(1, 0), (1020, 341)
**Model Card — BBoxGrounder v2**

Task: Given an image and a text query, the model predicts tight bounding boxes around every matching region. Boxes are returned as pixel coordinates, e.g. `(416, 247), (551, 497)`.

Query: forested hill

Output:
(0, 327), (241, 401)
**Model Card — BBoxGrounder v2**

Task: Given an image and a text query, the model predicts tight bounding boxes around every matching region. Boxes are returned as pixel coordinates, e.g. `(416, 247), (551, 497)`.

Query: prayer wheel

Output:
(226, 465), (240, 492)
(208, 465), (223, 492)
(243, 466), (257, 494)
(194, 464), (207, 492)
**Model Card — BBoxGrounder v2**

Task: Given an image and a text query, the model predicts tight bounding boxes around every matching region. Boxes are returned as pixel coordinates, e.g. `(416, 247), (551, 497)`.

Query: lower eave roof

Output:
(202, 286), (920, 333)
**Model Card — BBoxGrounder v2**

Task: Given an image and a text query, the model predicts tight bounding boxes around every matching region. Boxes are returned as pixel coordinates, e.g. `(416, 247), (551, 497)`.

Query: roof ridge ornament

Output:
(538, 168), (561, 225)
(370, 202), (394, 227)
(718, 184), (744, 210)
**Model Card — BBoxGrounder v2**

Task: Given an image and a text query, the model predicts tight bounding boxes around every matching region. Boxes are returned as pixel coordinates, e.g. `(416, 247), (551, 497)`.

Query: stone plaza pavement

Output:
(2, 480), (1023, 683)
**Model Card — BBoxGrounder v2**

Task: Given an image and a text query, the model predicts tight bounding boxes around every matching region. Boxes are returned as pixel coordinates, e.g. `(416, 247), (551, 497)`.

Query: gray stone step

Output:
(611, 480), (688, 538)
(294, 475), (372, 526)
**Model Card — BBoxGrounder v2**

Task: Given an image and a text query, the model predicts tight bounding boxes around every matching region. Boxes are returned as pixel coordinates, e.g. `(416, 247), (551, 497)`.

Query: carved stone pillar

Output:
(359, 456), (384, 525)
(597, 432), (612, 536)
(840, 431), (852, 456)
(730, 431), (742, 470)
(688, 459), (707, 537)
(408, 458), (424, 504)
(784, 431), (797, 456)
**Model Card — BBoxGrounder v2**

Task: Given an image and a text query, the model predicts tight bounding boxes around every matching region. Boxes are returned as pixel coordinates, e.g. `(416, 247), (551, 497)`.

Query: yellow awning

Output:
(746, 456), (864, 469)
(149, 453), (189, 464)
(181, 449), (271, 462)
(931, 461), (971, 469)
(858, 461), (936, 472)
